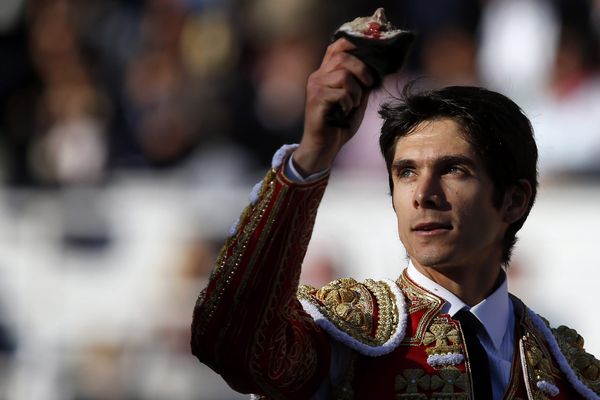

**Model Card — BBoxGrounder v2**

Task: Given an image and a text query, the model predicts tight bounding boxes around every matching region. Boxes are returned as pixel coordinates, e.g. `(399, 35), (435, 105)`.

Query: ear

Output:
(502, 179), (533, 224)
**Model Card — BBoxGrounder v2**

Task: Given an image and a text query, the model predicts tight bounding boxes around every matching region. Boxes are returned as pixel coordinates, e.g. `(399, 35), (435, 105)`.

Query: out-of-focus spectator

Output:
(226, 0), (326, 167)
(26, 0), (110, 186)
(524, 0), (600, 178)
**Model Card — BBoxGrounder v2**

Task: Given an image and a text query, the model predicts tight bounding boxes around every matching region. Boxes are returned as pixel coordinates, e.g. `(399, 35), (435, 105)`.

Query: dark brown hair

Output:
(379, 85), (538, 265)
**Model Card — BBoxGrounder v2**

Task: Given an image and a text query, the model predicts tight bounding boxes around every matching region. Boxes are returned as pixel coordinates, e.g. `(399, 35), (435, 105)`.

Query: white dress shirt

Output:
(284, 155), (330, 182)
(407, 261), (515, 400)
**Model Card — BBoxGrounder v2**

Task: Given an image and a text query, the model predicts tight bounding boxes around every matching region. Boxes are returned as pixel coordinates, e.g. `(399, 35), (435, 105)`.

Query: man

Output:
(191, 38), (600, 399)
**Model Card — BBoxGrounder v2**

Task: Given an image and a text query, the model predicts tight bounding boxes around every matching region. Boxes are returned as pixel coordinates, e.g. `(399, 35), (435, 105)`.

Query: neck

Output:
(412, 260), (503, 306)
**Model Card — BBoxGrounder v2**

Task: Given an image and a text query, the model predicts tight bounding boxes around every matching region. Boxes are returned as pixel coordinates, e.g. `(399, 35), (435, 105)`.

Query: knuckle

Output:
(307, 73), (318, 87)
(324, 52), (344, 70)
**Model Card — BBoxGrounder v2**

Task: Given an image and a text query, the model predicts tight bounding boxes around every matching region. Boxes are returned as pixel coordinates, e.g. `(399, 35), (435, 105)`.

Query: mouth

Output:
(412, 222), (453, 236)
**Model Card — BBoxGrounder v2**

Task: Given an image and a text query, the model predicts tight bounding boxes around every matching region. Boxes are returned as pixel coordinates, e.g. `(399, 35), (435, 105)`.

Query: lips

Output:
(412, 222), (453, 232)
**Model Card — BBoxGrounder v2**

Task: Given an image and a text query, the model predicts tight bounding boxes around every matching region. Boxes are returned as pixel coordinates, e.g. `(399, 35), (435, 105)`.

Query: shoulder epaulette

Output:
(298, 277), (407, 357)
(552, 324), (600, 397)
(527, 308), (600, 399)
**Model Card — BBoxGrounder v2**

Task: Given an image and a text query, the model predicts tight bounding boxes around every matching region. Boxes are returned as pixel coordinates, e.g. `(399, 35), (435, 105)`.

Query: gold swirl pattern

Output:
(298, 278), (399, 347)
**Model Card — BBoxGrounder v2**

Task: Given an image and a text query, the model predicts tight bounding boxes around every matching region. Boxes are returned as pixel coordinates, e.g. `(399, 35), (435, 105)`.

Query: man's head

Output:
(379, 85), (538, 266)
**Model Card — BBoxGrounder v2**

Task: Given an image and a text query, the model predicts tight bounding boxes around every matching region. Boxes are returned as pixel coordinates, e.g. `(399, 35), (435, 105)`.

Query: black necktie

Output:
(454, 309), (493, 399)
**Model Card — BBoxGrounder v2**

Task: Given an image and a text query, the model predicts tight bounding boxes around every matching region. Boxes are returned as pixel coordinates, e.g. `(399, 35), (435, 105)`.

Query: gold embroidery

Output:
(313, 278), (374, 336)
(554, 325), (600, 394)
(395, 369), (431, 394)
(520, 331), (560, 400)
(249, 173), (329, 396)
(298, 278), (400, 347)
(431, 369), (468, 394)
(364, 279), (399, 343)
(526, 345), (554, 381)
(195, 168), (279, 336)
(423, 323), (462, 358)
(398, 271), (444, 345)
(394, 369), (469, 399)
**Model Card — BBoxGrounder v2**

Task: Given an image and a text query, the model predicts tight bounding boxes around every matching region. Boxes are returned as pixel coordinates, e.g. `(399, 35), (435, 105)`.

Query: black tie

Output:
(454, 309), (493, 399)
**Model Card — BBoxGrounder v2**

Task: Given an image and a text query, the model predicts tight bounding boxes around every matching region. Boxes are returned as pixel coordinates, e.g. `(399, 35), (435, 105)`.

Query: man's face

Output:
(391, 118), (508, 270)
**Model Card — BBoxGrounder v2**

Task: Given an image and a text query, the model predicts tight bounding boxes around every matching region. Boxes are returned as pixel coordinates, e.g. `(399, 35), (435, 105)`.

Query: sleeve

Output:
(191, 147), (332, 399)
(285, 154), (330, 183)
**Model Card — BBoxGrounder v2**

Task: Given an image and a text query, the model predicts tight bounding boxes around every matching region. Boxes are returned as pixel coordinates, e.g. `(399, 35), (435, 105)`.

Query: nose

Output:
(413, 173), (444, 209)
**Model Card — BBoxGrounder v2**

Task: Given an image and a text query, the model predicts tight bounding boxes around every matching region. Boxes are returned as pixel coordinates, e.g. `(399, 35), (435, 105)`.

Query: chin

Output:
(410, 250), (455, 268)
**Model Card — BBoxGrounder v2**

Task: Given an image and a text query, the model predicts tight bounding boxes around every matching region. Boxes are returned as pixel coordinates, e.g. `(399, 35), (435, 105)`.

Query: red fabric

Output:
(191, 166), (331, 399)
(192, 164), (592, 399)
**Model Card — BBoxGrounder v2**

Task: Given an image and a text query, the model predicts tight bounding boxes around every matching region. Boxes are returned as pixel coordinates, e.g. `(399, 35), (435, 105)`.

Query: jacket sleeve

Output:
(191, 151), (332, 399)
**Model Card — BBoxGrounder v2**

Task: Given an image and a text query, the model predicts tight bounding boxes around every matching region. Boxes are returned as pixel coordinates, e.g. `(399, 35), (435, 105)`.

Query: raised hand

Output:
(293, 38), (374, 175)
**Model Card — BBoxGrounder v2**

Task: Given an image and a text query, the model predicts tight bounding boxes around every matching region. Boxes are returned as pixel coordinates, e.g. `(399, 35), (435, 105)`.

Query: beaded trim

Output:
(228, 144), (299, 237)
(427, 352), (465, 368)
(537, 380), (560, 397)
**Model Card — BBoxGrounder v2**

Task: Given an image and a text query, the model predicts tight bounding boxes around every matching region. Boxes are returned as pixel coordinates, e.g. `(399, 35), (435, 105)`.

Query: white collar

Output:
(406, 261), (511, 351)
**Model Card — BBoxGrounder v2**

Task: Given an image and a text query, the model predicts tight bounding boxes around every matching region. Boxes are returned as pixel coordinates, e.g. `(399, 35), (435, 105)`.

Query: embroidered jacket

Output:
(191, 148), (600, 400)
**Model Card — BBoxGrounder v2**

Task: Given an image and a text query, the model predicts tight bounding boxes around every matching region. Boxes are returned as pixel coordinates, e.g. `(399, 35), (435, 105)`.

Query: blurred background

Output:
(0, 0), (599, 398)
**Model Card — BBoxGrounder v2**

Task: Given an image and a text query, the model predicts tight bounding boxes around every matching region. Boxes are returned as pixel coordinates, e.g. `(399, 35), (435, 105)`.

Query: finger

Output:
(313, 69), (363, 108)
(322, 51), (374, 88)
(337, 94), (355, 116)
(307, 82), (357, 116)
(322, 37), (357, 65)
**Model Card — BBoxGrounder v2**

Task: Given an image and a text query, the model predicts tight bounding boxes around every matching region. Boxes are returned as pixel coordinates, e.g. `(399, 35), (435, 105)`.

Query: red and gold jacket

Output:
(191, 147), (600, 400)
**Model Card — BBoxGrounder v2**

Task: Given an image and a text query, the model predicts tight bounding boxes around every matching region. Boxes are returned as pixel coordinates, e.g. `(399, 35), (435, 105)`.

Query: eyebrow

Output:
(391, 155), (477, 171)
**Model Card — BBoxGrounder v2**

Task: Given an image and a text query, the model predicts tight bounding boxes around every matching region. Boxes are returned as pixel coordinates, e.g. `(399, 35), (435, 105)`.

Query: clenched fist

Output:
(293, 38), (374, 175)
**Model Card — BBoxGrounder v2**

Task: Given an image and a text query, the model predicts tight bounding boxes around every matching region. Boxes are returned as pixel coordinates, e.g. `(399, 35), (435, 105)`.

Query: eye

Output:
(444, 165), (467, 176)
(396, 168), (415, 179)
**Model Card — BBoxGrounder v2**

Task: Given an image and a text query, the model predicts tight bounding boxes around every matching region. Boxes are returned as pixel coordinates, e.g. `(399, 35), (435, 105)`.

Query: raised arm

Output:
(294, 38), (374, 175)
(191, 38), (373, 399)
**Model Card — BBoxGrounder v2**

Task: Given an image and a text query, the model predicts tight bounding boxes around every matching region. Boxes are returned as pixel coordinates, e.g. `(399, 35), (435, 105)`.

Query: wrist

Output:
(293, 142), (340, 176)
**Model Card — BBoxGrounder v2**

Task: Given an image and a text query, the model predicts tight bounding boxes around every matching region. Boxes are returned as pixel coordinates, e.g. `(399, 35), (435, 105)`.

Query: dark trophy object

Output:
(327, 8), (415, 128)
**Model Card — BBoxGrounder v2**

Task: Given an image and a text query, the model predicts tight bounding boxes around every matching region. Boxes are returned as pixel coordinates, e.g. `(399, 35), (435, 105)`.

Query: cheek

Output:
(456, 194), (502, 238)
(392, 193), (411, 241)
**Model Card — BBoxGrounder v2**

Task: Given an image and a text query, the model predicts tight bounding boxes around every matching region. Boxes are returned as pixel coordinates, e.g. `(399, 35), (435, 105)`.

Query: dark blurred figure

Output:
(0, 1), (40, 186)
(551, 0), (599, 97)
(226, 0), (326, 167)
(1, 0), (112, 187)
(0, 0), (247, 183)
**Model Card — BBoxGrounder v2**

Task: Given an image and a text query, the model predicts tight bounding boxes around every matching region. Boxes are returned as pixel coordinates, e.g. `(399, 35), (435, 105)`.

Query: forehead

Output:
(393, 118), (477, 161)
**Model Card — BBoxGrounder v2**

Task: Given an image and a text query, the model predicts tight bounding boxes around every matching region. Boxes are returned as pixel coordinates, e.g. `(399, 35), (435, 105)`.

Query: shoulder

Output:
(297, 277), (408, 356)
(515, 297), (600, 398)
(551, 323), (600, 396)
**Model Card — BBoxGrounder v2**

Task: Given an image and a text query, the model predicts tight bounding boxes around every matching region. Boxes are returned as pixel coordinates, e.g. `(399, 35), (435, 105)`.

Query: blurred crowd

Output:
(0, 0), (600, 399)
(1, 0), (600, 187)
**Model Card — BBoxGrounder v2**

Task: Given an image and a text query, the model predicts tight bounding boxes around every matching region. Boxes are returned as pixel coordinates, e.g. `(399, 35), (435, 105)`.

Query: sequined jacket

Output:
(191, 148), (600, 400)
